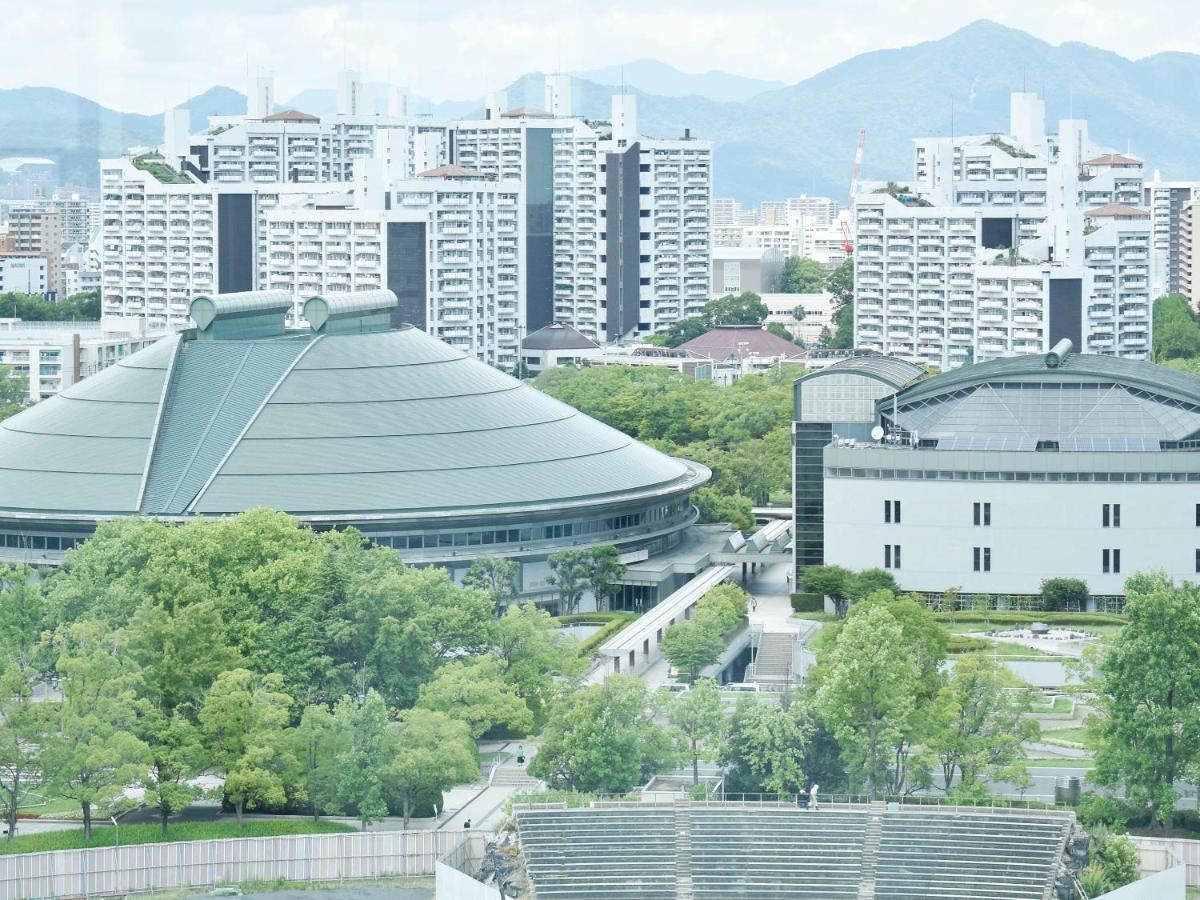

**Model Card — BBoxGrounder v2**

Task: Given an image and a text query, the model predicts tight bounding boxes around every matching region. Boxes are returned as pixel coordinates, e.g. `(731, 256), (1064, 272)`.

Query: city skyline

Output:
(6, 0), (1200, 113)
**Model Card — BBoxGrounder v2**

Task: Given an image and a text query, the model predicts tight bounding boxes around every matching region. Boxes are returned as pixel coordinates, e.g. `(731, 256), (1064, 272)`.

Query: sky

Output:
(7, 0), (1200, 112)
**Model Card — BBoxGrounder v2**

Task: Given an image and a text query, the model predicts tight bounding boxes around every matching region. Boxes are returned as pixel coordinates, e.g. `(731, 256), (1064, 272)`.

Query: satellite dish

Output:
(871, 425), (885, 442)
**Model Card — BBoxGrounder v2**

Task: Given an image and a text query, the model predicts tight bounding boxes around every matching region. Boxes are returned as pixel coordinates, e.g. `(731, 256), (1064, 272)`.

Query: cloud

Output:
(6, 0), (1200, 112)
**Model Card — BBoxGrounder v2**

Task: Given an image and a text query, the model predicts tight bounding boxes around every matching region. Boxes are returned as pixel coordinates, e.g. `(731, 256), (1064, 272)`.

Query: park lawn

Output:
(1039, 726), (1091, 749)
(0, 819), (355, 856)
(957, 641), (1056, 659)
(1023, 757), (1094, 768)
(16, 796), (84, 817)
(1030, 695), (1074, 714)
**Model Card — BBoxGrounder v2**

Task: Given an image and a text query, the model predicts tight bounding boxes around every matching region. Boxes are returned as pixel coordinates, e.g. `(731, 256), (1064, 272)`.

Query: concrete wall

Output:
(435, 861), (502, 900)
(825, 475), (1200, 595)
(1096, 865), (1186, 899)
(0, 830), (469, 900)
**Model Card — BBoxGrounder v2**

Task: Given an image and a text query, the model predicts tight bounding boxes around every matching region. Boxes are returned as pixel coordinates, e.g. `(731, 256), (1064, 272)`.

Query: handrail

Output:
(511, 794), (1076, 817)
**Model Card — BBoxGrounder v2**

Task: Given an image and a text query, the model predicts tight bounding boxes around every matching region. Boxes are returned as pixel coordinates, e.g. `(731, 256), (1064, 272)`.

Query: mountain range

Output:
(3, 20), (1199, 203)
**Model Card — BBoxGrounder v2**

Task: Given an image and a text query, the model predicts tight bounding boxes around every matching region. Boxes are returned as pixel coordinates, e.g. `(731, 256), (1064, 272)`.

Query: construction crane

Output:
(841, 128), (867, 254)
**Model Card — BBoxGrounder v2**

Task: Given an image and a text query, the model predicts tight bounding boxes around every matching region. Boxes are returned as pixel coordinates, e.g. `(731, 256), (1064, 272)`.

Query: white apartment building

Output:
(1144, 177), (1200, 297)
(786, 195), (839, 227)
(0, 316), (169, 402)
(0, 255), (47, 294)
(855, 92), (1152, 368)
(262, 165), (522, 367)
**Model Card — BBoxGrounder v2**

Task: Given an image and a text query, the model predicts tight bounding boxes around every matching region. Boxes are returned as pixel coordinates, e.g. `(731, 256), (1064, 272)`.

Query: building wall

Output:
(823, 455), (1200, 596)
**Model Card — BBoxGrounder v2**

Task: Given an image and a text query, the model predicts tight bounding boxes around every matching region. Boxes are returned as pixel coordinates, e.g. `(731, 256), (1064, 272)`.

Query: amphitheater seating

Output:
(516, 806), (677, 899)
(873, 809), (1071, 900)
(690, 806), (868, 897)
(514, 803), (1070, 900)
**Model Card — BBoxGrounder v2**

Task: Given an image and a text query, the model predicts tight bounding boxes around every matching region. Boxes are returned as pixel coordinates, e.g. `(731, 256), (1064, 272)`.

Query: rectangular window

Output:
(1196, 503), (1200, 526)
(972, 547), (991, 572)
(884, 499), (901, 523)
(1103, 503), (1121, 527)
(973, 501), (991, 526)
(1195, 549), (1200, 573)
(1103, 549), (1122, 574)
(884, 544), (901, 570)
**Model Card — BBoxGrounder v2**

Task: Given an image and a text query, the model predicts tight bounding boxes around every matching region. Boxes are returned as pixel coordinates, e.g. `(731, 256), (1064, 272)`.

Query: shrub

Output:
(574, 613), (637, 656)
(935, 611), (1126, 627)
(790, 592), (824, 613)
(1041, 577), (1090, 612)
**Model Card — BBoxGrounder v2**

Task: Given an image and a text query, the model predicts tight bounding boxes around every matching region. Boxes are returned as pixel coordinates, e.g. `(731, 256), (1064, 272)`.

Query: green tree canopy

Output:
(1091, 573), (1200, 829)
(660, 616), (724, 683)
(779, 257), (827, 294)
(720, 697), (813, 796)
(529, 676), (679, 793)
(0, 366), (28, 421)
(663, 679), (727, 786)
(800, 565), (854, 617)
(382, 707), (478, 828)
(1151, 293), (1200, 362)
(462, 557), (520, 613)
(416, 655), (534, 738)
(1040, 577), (1089, 612)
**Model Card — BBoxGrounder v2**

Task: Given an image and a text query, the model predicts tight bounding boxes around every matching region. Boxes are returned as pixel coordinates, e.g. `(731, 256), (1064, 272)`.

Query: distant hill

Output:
(6, 21), (1200, 202)
(571, 59), (786, 102)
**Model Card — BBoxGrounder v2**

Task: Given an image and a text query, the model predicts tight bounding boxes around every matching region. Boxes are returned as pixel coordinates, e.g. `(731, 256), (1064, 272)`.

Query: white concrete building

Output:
(1145, 177), (1200, 297)
(0, 316), (169, 401)
(0, 255), (47, 294)
(794, 345), (1200, 603)
(854, 92), (1152, 368)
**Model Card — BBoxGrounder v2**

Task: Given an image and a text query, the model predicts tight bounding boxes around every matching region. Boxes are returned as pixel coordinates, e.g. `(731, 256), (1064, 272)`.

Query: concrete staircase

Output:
(674, 802), (694, 899)
(750, 632), (797, 686)
(857, 801), (886, 900)
(491, 766), (542, 791)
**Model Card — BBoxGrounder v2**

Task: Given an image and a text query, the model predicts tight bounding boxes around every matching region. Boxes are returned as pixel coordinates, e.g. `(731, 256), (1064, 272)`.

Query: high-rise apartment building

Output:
(102, 73), (712, 354)
(854, 92), (1152, 367)
(1144, 178), (1200, 297)
(8, 205), (63, 296)
(1180, 200), (1200, 309)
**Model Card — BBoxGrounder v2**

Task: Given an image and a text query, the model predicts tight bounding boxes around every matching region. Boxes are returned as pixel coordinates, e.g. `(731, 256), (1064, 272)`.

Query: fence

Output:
(0, 829), (478, 900)
(1131, 835), (1200, 887)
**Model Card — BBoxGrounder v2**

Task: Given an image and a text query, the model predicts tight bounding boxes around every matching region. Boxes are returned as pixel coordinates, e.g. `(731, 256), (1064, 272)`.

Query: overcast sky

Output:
(8, 0), (1200, 112)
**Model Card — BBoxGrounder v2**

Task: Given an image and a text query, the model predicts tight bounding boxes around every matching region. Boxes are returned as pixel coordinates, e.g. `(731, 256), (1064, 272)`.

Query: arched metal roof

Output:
(0, 328), (708, 518)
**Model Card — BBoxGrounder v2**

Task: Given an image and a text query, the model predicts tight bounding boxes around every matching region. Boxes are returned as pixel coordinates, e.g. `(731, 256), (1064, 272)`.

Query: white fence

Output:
(1132, 835), (1200, 887)
(0, 829), (474, 900)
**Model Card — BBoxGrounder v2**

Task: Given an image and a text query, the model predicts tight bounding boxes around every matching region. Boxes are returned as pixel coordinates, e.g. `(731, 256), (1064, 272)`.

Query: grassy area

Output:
(791, 611), (839, 624)
(16, 796), (84, 817)
(132, 153), (192, 184)
(154, 876), (436, 899)
(0, 819), (355, 856)
(956, 641), (1056, 659)
(1030, 695), (1074, 714)
(1023, 757), (1094, 768)
(1042, 726), (1088, 744)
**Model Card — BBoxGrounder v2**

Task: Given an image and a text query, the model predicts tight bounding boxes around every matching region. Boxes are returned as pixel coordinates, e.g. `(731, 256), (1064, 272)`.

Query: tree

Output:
(1091, 573), (1200, 830)
(779, 257), (827, 294)
(694, 488), (755, 531)
(199, 669), (294, 832)
(815, 603), (919, 798)
(140, 710), (208, 835)
(720, 697), (813, 796)
(766, 322), (801, 345)
(383, 708), (478, 828)
(800, 565), (854, 617)
(417, 656), (533, 738)
(462, 557), (520, 614)
(292, 703), (339, 821)
(0, 660), (48, 842)
(663, 679), (728, 785)
(547, 550), (592, 615)
(926, 654), (1038, 798)
(42, 622), (150, 840)
(1040, 577), (1089, 612)
(1152, 293), (1200, 362)
(0, 566), (42, 668)
(660, 616), (724, 683)
(332, 691), (390, 828)
(491, 603), (586, 728)
(825, 258), (854, 349)
(529, 676), (679, 793)
(0, 366), (27, 422)
(848, 569), (900, 601)
(586, 547), (626, 612)
(705, 292), (768, 327)
(696, 583), (749, 632)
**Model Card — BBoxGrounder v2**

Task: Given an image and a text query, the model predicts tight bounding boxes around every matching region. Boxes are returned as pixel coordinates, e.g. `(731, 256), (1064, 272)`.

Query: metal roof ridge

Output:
(186, 335), (326, 514)
(135, 334), (183, 512)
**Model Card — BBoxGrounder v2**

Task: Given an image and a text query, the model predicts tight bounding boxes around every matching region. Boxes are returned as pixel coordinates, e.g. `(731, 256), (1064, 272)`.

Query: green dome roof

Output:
(0, 327), (706, 519)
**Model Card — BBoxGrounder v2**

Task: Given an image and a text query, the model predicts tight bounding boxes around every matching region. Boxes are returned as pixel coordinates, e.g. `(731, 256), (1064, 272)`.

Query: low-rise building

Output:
(520, 322), (602, 374)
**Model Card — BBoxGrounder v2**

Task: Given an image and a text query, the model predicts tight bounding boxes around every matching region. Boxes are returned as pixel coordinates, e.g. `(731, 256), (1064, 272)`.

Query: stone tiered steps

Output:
(857, 801), (886, 899)
(752, 632), (796, 685)
(675, 802), (694, 900)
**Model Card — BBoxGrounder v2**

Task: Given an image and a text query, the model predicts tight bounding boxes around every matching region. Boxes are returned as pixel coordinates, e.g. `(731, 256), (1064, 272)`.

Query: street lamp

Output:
(110, 816), (119, 848)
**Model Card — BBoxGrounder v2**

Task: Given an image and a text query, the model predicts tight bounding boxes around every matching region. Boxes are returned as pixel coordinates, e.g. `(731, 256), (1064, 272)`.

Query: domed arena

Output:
(0, 290), (709, 602)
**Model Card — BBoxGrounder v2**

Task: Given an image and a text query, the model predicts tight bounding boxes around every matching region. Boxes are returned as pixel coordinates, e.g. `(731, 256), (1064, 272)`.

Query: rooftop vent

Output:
(302, 289), (399, 334)
(189, 290), (293, 341)
(1045, 338), (1073, 368)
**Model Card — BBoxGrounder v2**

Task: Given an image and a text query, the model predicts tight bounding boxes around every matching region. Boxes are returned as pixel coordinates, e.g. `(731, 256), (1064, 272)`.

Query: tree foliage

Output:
(1152, 293), (1200, 362)
(416, 656), (533, 738)
(824, 258), (855, 349)
(1040, 577), (1089, 612)
(1091, 573), (1200, 829)
(383, 708), (477, 828)
(462, 557), (520, 613)
(720, 698), (813, 796)
(529, 676), (679, 793)
(778, 257), (828, 294)
(0, 365), (28, 422)
(663, 679), (727, 786)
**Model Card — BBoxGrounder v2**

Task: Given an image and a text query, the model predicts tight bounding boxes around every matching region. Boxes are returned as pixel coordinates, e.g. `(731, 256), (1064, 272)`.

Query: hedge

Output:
(946, 634), (989, 653)
(790, 592), (824, 613)
(935, 611), (1126, 627)
(571, 613), (637, 656)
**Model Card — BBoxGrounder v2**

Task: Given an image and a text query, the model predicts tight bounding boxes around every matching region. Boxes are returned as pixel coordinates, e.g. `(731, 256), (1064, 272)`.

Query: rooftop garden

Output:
(986, 135), (1036, 159)
(872, 181), (934, 207)
(132, 152), (192, 184)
